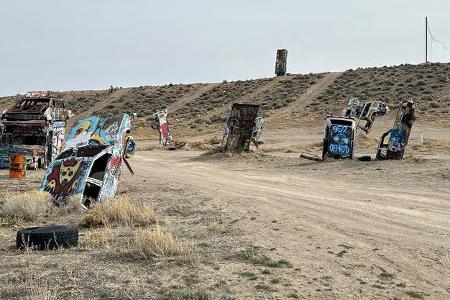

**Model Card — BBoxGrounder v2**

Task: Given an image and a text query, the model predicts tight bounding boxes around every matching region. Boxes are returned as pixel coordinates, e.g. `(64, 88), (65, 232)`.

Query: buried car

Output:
(322, 116), (356, 160)
(150, 109), (173, 146)
(40, 114), (136, 207)
(376, 99), (415, 160)
(221, 103), (261, 153)
(301, 116), (357, 162)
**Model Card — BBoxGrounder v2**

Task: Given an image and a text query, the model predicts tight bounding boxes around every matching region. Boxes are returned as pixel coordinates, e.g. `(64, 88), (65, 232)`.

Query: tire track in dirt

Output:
(202, 76), (294, 120)
(169, 83), (220, 113)
(266, 72), (341, 124)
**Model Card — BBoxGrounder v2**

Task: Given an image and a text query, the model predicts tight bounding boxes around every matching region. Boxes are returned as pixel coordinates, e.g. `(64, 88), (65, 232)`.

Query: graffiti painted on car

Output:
(41, 114), (136, 208)
(150, 109), (173, 146)
(221, 103), (262, 153)
(377, 100), (415, 160)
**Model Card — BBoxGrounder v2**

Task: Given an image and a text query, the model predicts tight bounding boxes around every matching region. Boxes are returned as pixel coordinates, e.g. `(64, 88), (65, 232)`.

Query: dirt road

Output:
(128, 147), (450, 298)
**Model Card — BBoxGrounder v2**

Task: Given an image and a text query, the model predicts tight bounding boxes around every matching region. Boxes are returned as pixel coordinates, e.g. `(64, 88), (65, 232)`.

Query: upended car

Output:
(322, 116), (356, 160)
(40, 114), (136, 208)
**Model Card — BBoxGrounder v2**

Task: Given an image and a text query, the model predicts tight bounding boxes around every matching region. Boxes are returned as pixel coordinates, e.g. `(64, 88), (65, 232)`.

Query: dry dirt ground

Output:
(0, 120), (449, 299)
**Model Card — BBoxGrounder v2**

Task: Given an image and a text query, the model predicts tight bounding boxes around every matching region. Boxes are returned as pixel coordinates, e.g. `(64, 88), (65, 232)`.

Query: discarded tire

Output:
(358, 155), (372, 162)
(16, 225), (78, 251)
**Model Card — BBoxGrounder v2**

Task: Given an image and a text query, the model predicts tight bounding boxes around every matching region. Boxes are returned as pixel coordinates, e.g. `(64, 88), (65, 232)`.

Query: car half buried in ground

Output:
(40, 114), (136, 208)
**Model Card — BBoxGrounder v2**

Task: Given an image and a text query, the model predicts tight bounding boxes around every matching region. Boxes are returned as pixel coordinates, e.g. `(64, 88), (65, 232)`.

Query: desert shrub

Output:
(208, 136), (221, 145)
(430, 102), (440, 108)
(81, 195), (156, 227)
(133, 227), (190, 260)
(188, 140), (210, 151)
(0, 192), (81, 224)
(83, 227), (113, 249)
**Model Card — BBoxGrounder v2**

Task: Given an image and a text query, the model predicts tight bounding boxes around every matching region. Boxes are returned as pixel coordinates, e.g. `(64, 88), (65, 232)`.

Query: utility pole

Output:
(425, 17), (428, 63)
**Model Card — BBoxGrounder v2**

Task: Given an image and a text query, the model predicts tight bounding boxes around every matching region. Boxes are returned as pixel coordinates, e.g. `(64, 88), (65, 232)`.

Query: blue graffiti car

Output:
(322, 116), (356, 160)
(40, 114), (136, 208)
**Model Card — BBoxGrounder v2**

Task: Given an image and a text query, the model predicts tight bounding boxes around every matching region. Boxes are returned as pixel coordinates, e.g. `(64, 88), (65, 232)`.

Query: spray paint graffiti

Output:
(320, 116), (356, 160)
(222, 103), (260, 153)
(377, 100), (415, 160)
(342, 98), (389, 133)
(41, 114), (135, 207)
(150, 109), (173, 146)
(43, 159), (84, 200)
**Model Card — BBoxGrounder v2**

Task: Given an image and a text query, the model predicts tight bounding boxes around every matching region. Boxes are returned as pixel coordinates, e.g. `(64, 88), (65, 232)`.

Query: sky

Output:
(1, 0), (449, 96)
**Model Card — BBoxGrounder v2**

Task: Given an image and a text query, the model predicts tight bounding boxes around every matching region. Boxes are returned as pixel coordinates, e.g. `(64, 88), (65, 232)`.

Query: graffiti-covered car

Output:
(0, 91), (71, 169)
(40, 114), (136, 208)
(377, 100), (415, 160)
(275, 49), (288, 76)
(322, 116), (356, 160)
(342, 97), (389, 133)
(221, 103), (260, 153)
(150, 109), (173, 146)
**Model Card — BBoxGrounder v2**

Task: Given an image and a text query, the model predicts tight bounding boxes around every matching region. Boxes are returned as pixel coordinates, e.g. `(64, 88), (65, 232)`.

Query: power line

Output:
(426, 18), (449, 62)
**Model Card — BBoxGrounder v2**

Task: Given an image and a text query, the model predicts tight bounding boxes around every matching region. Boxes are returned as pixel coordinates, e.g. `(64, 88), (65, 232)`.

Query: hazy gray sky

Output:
(1, 0), (449, 96)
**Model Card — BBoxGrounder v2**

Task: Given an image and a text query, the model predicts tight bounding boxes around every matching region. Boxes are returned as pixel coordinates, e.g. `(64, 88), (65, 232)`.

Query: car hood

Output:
(64, 114), (131, 150)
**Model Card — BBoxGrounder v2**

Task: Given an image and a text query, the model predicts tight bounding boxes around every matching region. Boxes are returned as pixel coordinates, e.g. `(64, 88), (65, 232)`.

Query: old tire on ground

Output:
(16, 225), (78, 250)
(358, 155), (372, 161)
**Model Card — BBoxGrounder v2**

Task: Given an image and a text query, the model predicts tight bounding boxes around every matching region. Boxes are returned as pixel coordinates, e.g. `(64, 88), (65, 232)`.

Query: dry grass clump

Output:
(187, 140), (211, 151)
(133, 227), (190, 260)
(81, 195), (156, 227)
(208, 136), (222, 145)
(238, 246), (293, 268)
(83, 227), (114, 249)
(357, 134), (380, 149)
(0, 191), (48, 223)
(0, 191), (81, 224)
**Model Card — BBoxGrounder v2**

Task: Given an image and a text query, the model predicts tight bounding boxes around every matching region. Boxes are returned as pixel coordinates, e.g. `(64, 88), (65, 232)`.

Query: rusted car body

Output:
(376, 100), (415, 160)
(40, 114), (135, 207)
(0, 91), (70, 169)
(222, 103), (260, 153)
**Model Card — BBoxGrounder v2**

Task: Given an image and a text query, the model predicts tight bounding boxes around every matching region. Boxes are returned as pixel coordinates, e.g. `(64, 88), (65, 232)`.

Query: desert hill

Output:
(1, 63), (449, 136)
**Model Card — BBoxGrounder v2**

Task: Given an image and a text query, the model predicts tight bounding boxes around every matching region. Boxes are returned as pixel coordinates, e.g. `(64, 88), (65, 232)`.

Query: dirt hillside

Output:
(1, 62), (448, 135)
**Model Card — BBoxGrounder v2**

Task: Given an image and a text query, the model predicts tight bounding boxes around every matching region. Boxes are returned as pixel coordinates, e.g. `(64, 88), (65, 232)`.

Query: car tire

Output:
(358, 155), (371, 161)
(16, 225), (78, 251)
